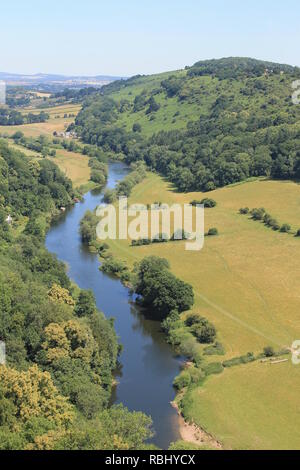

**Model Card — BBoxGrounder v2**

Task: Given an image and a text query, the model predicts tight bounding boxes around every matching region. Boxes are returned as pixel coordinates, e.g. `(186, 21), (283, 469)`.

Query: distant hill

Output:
(0, 72), (125, 92)
(75, 57), (300, 192)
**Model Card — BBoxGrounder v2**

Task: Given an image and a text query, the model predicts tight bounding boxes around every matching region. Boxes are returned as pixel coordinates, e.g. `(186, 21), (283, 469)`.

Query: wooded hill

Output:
(0, 141), (153, 450)
(75, 57), (300, 192)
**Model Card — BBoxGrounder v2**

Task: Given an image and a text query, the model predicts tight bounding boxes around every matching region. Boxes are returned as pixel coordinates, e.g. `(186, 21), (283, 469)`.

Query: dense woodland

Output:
(75, 58), (300, 192)
(0, 141), (154, 450)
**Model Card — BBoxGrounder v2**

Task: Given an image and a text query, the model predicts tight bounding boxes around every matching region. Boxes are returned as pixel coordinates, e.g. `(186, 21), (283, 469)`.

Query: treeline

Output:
(239, 206), (300, 235)
(0, 108), (49, 125)
(187, 57), (299, 80)
(75, 57), (300, 192)
(0, 143), (153, 450)
(52, 87), (100, 102)
(9, 131), (56, 157)
(103, 161), (146, 203)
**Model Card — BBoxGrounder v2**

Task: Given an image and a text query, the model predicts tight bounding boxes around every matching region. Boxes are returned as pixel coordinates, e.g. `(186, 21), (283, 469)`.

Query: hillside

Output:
(75, 57), (300, 192)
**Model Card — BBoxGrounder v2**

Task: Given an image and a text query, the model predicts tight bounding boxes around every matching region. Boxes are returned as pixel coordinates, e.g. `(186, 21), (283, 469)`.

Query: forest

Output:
(0, 141), (154, 450)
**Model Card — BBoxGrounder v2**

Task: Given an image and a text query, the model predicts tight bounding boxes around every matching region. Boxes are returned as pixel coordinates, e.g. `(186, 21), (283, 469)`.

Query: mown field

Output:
(104, 172), (300, 449)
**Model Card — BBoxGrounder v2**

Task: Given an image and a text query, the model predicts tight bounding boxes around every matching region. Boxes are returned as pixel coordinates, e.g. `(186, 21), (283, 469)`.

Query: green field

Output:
(104, 172), (300, 449)
(108, 173), (300, 354)
(182, 360), (300, 450)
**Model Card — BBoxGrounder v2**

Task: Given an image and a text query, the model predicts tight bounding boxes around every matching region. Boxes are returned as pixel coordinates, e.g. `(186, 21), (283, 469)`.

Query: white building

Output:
(5, 215), (12, 225)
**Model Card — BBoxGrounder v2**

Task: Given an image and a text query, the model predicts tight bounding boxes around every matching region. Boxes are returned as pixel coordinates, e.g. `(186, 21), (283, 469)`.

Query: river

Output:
(45, 161), (182, 449)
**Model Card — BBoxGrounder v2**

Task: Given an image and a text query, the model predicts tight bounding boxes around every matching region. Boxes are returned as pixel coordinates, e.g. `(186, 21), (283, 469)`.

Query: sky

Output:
(0, 0), (299, 77)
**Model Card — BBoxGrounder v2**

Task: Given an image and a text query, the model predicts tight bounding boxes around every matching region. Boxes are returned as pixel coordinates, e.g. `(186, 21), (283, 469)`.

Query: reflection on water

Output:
(46, 161), (182, 449)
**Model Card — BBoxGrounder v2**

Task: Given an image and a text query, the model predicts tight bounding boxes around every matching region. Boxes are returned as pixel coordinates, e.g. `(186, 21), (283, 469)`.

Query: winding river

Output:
(45, 161), (182, 449)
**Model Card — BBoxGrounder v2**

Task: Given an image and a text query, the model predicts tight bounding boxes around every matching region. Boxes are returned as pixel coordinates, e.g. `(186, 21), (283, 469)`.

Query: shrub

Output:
(191, 321), (216, 344)
(263, 346), (275, 357)
(223, 352), (255, 368)
(251, 208), (265, 221)
(187, 317), (216, 344)
(191, 198), (217, 208)
(207, 227), (218, 236)
(103, 189), (117, 204)
(200, 198), (217, 208)
(203, 362), (224, 376)
(100, 258), (127, 275)
(280, 223), (291, 233)
(239, 207), (249, 214)
(173, 371), (191, 390)
(185, 314), (203, 327)
(263, 213), (273, 225)
(161, 310), (180, 333)
(203, 342), (225, 356)
(269, 218), (280, 231)
(188, 366), (206, 384)
(295, 229), (300, 237)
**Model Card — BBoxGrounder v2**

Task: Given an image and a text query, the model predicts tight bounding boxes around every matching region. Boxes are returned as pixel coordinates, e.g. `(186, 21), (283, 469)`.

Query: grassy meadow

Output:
(103, 172), (300, 449)
(181, 360), (300, 450)
(107, 172), (300, 354)
(53, 149), (91, 187)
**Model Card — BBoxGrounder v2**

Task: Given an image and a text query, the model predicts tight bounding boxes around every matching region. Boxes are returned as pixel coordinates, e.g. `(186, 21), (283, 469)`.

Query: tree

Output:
(42, 320), (96, 364)
(135, 256), (194, 319)
(75, 290), (96, 317)
(207, 227), (218, 236)
(263, 346), (275, 357)
(280, 223), (291, 233)
(185, 314), (217, 344)
(79, 210), (98, 244)
(132, 123), (141, 133)
(0, 365), (74, 426)
(48, 283), (75, 307)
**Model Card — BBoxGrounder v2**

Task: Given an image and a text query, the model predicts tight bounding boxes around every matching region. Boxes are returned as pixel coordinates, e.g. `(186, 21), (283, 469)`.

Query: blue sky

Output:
(1, 0), (299, 76)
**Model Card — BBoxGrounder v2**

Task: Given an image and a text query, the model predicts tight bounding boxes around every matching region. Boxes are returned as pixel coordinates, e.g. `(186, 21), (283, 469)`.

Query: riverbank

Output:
(46, 161), (183, 449)
(171, 401), (222, 450)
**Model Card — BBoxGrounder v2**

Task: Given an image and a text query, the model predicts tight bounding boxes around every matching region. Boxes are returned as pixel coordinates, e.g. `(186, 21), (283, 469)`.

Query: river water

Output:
(45, 161), (182, 449)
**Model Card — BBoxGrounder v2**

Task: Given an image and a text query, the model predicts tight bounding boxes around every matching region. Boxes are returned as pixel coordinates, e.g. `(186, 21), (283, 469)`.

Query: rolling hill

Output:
(75, 57), (300, 192)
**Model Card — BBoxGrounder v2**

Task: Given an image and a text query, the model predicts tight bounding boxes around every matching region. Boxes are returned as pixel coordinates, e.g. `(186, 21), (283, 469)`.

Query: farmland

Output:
(0, 102), (93, 188)
(103, 171), (300, 449)
(0, 103), (81, 137)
